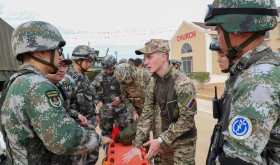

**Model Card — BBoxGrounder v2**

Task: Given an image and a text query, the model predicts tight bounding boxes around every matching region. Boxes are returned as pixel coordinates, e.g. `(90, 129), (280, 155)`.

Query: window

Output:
(182, 56), (193, 73)
(181, 43), (193, 54)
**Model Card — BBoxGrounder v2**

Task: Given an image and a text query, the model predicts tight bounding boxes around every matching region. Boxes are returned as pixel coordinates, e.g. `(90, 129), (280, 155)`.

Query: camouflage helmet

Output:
(11, 21), (66, 61)
(71, 45), (97, 61)
(209, 36), (221, 51)
(114, 63), (133, 83)
(101, 55), (117, 69)
(204, 0), (278, 33)
(118, 58), (128, 64)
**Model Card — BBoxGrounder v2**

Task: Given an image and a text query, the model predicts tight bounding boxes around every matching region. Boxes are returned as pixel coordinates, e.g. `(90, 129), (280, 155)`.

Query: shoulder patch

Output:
(179, 93), (196, 109)
(45, 90), (62, 109)
(229, 115), (252, 140)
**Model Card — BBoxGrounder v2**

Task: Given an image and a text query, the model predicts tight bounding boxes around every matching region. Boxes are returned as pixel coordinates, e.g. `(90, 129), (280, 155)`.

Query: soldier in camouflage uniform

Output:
(66, 45), (100, 165)
(0, 21), (112, 165)
(123, 39), (197, 165)
(205, 0), (280, 164)
(90, 55), (127, 137)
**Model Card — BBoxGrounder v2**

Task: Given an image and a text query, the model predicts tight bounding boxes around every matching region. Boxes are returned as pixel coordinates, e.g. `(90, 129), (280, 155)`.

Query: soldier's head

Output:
(101, 55), (117, 74)
(48, 54), (72, 84)
(71, 45), (96, 72)
(128, 58), (135, 66)
(205, 0), (278, 61)
(135, 39), (170, 74)
(134, 58), (143, 68)
(118, 58), (128, 65)
(114, 63), (134, 84)
(11, 21), (66, 74)
(210, 36), (230, 73)
(174, 60), (181, 70)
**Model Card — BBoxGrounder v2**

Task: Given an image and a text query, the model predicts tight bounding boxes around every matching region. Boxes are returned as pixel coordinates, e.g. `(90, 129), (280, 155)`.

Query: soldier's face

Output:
(47, 61), (68, 83)
(216, 51), (229, 72)
(81, 59), (92, 70)
(144, 52), (164, 73)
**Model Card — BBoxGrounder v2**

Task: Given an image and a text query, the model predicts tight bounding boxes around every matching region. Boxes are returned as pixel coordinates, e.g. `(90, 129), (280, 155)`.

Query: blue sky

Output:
(1, 0), (280, 61)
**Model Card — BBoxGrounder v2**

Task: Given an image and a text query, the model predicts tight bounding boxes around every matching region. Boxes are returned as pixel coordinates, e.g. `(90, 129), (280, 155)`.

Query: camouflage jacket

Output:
(133, 66), (197, 148)
(1, 65), (102, 165)
(223, 41), (280, 164)
(120, 68), (150, 115)
(90, 70), (121, 104)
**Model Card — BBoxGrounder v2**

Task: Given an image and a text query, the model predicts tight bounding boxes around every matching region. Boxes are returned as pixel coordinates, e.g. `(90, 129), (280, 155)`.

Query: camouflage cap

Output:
(11, 21), (66, 61)
(60, 53), (72, 65)
(204, 0), (278, 33)
(114, 63), (133, 83)
(135, 39), (170, 55)
(71, 45), (96, 61)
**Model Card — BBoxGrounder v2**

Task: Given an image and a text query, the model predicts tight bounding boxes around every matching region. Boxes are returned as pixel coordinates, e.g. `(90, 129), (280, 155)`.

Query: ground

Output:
(195, 82), (225, 100)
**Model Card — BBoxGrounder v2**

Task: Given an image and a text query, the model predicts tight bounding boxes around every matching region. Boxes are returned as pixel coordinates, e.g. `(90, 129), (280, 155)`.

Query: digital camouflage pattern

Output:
(90, 70), (127, 137)
(101, 55), (117, 69)
(204, 0), (278, 33)
(222, 41), (280, 164)
(11, 21), (66, 61)
(133, 66), (197, 165)
(66, 66), (100, 165)
(71, 45), (97, 61)
(135, 39), (170, 55)
(1, 65), (102, 165)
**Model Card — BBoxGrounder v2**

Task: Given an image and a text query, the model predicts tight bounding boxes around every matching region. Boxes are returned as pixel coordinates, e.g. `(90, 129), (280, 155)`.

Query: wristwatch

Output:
(157, 136), (164, 145)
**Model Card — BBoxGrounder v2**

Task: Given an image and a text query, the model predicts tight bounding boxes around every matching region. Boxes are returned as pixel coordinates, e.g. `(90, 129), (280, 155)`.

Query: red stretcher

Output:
(102, 142), (151, 165)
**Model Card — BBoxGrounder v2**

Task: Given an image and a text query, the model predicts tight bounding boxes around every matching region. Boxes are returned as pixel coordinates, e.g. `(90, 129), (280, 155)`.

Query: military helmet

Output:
(11, 21), (66, 61)
(101, 55), (117, 69)
(71, 45), (96, 61)
(204, 0), (278, 33)
(118, 58), (128, 64)
(114, 63), (133, 83)
(209, 36), (221, 51)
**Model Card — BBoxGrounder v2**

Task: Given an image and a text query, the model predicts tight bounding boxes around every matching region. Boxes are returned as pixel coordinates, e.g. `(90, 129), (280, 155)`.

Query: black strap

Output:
(0, 69), (34, 163)
(211, 8), (278, 17)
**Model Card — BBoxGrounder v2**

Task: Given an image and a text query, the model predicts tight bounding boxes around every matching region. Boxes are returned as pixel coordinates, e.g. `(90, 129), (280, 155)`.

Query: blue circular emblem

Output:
(229, 115), (252, 140)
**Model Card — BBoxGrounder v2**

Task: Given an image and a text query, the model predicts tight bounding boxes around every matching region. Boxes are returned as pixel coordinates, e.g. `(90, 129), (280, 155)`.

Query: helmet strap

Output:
(75, 60), (87, 72)
(28, 50), (58, 74)
(223, 30), (263, 71)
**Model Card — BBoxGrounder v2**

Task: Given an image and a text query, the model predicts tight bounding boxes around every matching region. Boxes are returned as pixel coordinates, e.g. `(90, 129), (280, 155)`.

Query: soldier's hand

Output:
(78, 114), (88, 126)
(96, 102), (103, 109)
(133, 113), (139, 121)
(102, 136), (114, 145)
(122, 147), (142, 163)
(143, 139), (160, 160)
(112, 97), (121, 106)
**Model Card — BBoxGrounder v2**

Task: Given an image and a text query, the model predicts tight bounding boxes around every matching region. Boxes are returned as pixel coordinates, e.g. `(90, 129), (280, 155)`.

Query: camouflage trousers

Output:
(158, 137), (196, 165)
(69, 150), (99, 165)
(100, 103), (128, 137)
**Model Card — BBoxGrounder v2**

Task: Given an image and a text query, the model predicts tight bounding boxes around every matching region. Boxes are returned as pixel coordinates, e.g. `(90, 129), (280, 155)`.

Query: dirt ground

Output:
(195, 82), (225, 100)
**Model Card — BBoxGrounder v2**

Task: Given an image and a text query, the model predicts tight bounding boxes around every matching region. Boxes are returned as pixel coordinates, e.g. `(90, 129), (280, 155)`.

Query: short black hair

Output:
(128, 58), (135, 62)
(134, 58), (143, 67)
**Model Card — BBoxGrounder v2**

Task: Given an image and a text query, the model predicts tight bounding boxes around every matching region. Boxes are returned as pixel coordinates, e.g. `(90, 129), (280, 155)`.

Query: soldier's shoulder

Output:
(172, 69), (192, 86)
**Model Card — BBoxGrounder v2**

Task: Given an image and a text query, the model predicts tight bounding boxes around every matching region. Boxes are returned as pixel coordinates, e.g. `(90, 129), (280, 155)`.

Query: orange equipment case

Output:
(103, 142), (151, 165)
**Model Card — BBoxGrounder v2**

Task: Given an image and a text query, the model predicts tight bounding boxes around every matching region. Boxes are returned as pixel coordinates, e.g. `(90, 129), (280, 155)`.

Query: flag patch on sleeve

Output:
(183, 96), (196, 109)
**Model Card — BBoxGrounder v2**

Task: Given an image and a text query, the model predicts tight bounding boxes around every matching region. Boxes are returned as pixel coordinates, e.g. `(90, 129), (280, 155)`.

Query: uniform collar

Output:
(19, 64), (48, 80)
(152, 65), (174, 80)
(230, 41), (269, 75)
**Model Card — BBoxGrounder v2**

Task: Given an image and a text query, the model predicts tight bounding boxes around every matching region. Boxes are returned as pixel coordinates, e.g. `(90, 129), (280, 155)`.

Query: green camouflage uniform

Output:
(133, 66), (197, 165)
(91, 70), (127, 137)
(222, 42), (280, 165)
(0, 21), (103, 165)
(1, 65), (102, 165)
(205, 0), (280, 164)
(67, 45), (99, 165)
